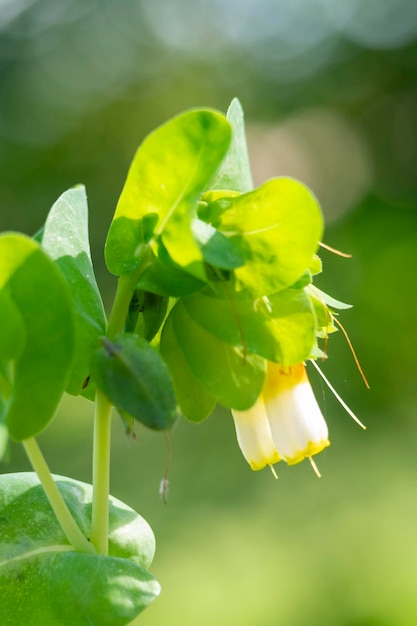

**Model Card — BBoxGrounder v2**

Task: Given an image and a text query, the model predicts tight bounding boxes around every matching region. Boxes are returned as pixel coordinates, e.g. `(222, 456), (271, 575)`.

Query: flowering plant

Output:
(0, 99), (362, 625)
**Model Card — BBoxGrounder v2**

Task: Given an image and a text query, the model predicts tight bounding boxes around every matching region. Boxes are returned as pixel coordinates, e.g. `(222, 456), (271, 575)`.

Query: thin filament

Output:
(332, 316), (370, 389)
(269, 464), (279, 480)
(310, 359), (367, 430)
(308, 456), (322, 478)
(319, 242), (352, 258)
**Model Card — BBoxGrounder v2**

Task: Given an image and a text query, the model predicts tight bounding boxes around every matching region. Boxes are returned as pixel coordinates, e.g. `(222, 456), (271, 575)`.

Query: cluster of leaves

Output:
(0, 99), (351, 625)
(0, 99), (350, 445)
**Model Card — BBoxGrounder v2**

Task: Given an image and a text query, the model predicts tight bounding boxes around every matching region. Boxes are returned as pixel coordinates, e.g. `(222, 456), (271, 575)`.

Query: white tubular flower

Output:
(263, 362), (330, 466)
(231, 362), (329, 474)
(232, 397), (281, 471)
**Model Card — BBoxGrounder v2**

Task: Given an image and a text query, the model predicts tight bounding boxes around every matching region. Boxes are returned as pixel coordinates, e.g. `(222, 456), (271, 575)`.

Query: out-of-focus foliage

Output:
(1, 0), (417, 624)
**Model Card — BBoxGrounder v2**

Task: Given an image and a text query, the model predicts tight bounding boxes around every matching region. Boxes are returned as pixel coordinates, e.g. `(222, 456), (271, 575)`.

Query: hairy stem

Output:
(23, 437), (95, 554)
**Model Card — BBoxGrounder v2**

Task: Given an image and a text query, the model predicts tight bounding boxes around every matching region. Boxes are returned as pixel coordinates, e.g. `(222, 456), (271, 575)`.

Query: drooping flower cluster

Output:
(232, 362), (330, 475)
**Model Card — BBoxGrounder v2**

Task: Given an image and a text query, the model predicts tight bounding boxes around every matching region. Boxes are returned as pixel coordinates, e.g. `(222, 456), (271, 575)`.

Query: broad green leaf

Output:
(206, 177), (323, 296)
(0, 287), (26, 361)
(182, 287), (316, 366)
(42, 186), (107, 398)
(105, 109), (231, 278)
(125, 290), (169, 342)
(0, 473), (160, 626)
(92, 334), (179, 431)
(136, 247), (205, 297)
(170, 300), (265, 410)
(191, 218), (245, 270)
(160, 313), (216, 422)
(0, 233), (75, 441)
(210, 98), (253, 193)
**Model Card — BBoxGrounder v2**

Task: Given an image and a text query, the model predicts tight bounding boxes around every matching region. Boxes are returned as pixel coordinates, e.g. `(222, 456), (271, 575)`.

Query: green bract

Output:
(0, 473), (159, 626)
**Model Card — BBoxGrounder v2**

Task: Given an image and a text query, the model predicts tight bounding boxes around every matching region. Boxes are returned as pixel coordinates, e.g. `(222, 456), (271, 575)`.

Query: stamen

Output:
(308, 456), (322, 478)
(319, 242), (352, 258)
(332, 316), (370, 389)
(310, 360), (367, 430)
(269, 464), (279, 480)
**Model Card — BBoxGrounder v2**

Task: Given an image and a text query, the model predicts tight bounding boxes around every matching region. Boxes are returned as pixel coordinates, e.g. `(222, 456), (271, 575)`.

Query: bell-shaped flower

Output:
(232, 397), (281, 471)
(232, 361), (329, 473)
(263, 362), (329, 466)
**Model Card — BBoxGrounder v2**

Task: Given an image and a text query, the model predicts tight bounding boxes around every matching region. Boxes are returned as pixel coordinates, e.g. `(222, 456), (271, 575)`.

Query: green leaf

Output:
(136, 247), (205, 297)
(42, 186), (107, 398)
(309, 254), (322, 276)
(206, 177), (323, 296)
(170, 300), (265, 410)
(0, 233), (75, 441)
(0, 287), (26, 361)
(191, 218), (245, 270)
(0, 397), (9, 462)
(307, 285), (352, 310)
(210, 98), (253, 193)
(0, 473), (160, 626)
(105, 109), (231, 278)
(92, 334), (179, 431)
(125, 290), (169, 342)
(160, 313), (216, 422)
(182, 287), (316, 366)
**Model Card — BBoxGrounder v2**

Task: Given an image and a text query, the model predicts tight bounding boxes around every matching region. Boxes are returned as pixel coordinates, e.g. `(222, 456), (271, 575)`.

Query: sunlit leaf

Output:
(160, 313), (216, 422)
(191, 218), (245, 270)
(0, 233), (75, 441)
(307, 285), (352, 310)
(0, 473), (160, 626)
(92, 334), (179, 431)
(170, 300), (265, 410)
(42, 186), (107, 398)
(182, 287), (316, 365)
(105, 109), (231, 278)
(204, 177), (323, 296)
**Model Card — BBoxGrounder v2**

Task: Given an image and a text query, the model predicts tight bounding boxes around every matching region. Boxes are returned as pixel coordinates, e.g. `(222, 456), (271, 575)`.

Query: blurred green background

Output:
(1, 0), (417, 624)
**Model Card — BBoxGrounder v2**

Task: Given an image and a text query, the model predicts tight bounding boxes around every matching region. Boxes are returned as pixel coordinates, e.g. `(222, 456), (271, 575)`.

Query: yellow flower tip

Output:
(284, 438), (330, 465)
(249, 450), (281, 471)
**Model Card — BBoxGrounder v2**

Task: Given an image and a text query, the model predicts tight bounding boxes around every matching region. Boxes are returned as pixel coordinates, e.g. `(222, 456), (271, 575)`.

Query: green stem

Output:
(91, 252), (151, 554)
(23, 437), (95, 554)
(90, 390), (112, 555)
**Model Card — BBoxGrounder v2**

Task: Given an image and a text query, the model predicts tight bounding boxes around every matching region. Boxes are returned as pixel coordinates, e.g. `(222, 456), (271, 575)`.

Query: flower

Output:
(232, 362), (329, 473)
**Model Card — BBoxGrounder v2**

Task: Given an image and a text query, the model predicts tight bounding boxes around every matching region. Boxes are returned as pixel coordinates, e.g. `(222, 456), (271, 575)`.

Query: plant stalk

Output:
(91, 252), (150, 554)
(23, 437), (95, 553)
(90, 389), (112, 554)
